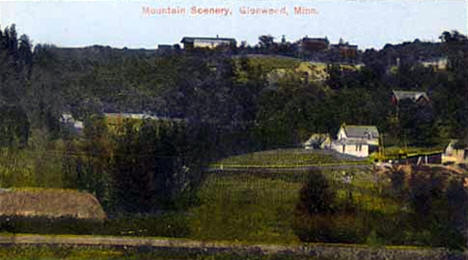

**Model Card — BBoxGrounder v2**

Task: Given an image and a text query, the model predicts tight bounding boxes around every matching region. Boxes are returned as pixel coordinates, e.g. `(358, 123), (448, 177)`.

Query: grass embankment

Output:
(212, 149), (368, 168)
(0, 244), (454, 260)
(0, 245), (327, 260)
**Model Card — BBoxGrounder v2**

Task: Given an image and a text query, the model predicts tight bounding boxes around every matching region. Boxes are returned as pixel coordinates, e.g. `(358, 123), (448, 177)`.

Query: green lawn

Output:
(213, 149), (365, 167)
(241, 55), (302, 72)
(189, 172), (302, 244)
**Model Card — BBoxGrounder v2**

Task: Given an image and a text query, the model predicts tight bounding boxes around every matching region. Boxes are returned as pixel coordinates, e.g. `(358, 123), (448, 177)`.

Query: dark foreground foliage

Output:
(293, 167), (468, 250)
(62, 117), (213, 214)
(0, 214), (189, 238)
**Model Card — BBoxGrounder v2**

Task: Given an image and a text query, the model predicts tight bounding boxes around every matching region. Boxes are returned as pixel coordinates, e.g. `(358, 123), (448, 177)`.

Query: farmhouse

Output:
(299, 37), (329, 52)
(330, 42), (358, 59)
(331, 123), (379, 157)
(181, 36), (236, 49)
(391, 90), (430, 106)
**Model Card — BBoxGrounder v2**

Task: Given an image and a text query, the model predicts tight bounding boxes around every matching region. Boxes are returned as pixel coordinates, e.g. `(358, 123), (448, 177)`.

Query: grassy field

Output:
(213, 149), (367, 167)
(0, 167), (391, 244)
(241, 55), (302, 72)
(189, 172), (303, 244)
(188, 167), (388, 244)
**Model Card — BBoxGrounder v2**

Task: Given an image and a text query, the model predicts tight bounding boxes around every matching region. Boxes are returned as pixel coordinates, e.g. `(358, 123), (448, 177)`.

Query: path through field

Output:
(0, 233), (463, 260)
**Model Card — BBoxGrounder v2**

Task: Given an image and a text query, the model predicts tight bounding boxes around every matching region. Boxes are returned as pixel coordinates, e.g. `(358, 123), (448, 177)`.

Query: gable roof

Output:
(302, 37), (329, 44)
(304, 133), (330, 145)
(330, 43), (358, 49)
(341, 124), (379, 139)
(181, 37), (236, 44)
(392, 90), (429, 102)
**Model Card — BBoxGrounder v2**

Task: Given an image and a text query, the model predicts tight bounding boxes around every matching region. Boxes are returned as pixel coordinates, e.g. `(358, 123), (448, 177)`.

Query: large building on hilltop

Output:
(180, 36), (237, 49)
(299, 37), (330, 52)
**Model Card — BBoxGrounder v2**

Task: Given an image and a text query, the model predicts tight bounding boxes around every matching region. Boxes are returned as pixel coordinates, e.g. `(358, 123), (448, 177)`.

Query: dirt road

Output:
(0, 233), (463, 259)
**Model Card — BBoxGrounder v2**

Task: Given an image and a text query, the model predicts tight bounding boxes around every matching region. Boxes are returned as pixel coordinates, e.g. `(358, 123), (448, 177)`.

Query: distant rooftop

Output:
(301, 37), (329, 43)
(181, 36), (236, 43)
(341, 124), (379, 139)
(392, 90), (429, 102)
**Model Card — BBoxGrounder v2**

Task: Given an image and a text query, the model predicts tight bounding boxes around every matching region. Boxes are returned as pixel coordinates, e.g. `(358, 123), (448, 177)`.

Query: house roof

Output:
(330, 43), (358, 49)
(181, 37), (236, 44)
(392, 90), (429, 102)
(302, 37), (329, 43)
(342, 124), (379, 139)
(304, 133), (330, 145)
(104, 113), (186, 122)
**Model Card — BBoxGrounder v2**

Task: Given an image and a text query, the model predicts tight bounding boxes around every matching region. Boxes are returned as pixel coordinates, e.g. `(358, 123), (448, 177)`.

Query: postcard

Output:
(0, 0), (467, 259)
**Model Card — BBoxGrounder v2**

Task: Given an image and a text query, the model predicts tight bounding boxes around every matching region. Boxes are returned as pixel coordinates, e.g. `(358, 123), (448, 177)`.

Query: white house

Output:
(331, 123), (379, 157)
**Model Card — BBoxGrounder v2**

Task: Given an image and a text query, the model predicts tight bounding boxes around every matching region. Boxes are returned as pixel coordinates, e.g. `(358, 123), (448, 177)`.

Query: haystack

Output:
(0, 188), (106, 220)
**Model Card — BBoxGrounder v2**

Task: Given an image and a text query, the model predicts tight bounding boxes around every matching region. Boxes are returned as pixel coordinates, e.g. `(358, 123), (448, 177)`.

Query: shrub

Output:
(296, 169), (336, 215)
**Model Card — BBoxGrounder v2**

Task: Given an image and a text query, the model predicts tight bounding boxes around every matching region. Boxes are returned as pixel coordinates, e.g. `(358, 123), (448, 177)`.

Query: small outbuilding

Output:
(443, 139), (468, 164)
(303, 133), (332, 150)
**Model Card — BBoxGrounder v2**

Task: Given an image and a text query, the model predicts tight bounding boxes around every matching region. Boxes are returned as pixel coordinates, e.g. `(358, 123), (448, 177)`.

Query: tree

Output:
(0, 105), (29, 147)
(258, 35), (275, 50)
(440, 30), (467, 43)
(397, 100), (437, 146)
(297, 169), (336, 215)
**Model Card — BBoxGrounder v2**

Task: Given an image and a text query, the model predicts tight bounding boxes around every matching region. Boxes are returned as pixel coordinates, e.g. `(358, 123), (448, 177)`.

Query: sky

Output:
(0, 0), (466, 50)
